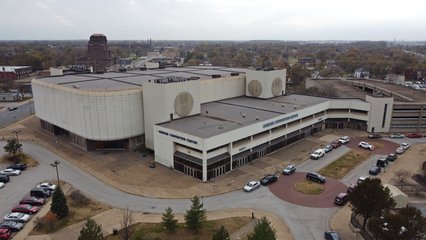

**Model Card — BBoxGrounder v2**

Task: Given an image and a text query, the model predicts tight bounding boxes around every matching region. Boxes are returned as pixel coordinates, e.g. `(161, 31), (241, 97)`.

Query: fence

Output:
(350, 213), (374, 240)
(394, 183), (426, 193)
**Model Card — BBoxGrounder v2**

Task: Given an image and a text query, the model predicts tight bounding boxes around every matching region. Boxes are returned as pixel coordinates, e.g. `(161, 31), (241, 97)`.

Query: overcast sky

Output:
(2, 0), (426, 41)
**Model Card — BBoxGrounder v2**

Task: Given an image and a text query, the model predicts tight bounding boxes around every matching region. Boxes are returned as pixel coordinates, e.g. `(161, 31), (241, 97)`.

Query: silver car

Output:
(3, 212), (31, 223)
(0, 168), (21, 176)
(243, 181), (260, 192)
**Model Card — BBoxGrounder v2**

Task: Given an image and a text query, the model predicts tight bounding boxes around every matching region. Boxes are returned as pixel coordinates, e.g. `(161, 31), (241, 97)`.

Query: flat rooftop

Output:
(159, 94), (339, 138)
(36, 66), (246, 91)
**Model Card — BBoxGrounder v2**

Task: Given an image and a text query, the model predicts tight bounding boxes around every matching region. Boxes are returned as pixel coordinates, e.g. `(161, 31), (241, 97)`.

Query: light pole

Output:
(11, 129), (21, 141)
(50, 160), (60, 186)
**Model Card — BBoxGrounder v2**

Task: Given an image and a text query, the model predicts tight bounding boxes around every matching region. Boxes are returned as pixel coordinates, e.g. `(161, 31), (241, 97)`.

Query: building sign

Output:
(262, 114), (299, 129)
(158, 130), (198, 145)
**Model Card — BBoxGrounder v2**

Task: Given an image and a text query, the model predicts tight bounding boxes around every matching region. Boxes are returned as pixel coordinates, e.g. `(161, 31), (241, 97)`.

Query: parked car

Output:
(386, 153), (397, 161)
(282, 165), (296, 175)
(243, 181), (260, 192)
(368, 133), (382, 139)
(390, 133), (405, 138)
(376, 157), (389, 167)
(323, 145), (333, 153)
(0, 228), (11, 239)
(347, 183), (357, 193)
(30, 187), (51, 198)
(407, 132), (423, 138)
(357, 176), (368, 184)
(334, 192), (349, 205)
(7, 163), (26, 171)
(396, 147), (405, 154)
(324, 231), (342, 240)
(306, 172), (325, 183)
(19, 196), (46, 206)
(6, 107), (17, 111)
(369, 166), (381, 175)
(11, 204), (40, 214)
(3, 213), (30, 223)
(400, 143), (410, 150)
(0, 221), (23, 232)
(358, 141), (374, 150)
(260, 175), (277, 186)
(330, 140), (342, 149)
(338, 136), (350, 144)
(0, 175), (9, 183)
(36, 182), (57, 192)
(0, 169), (20, 176)
(310, 149), (325, 160)
(0, 182), (4, 188)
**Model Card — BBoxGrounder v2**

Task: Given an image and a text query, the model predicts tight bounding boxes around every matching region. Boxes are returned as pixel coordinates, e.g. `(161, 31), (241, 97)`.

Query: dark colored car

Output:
(0, 228), (12, 239)
(0, 221), (23, 232)
(30, 187), (51, 198)
(7, 163), (27, 171)
(334, 192), (349, 205)
(376, 157), (389, 167)
(330, 140), (341, 149)
(324, 231), (342, 240)
(369, 166), (381, 175)
(11, 204), (40, 214)
(0, 174), (9, 183)
(306, 172), (326, 183)
(19, 196), (46, 206)
(386, 153), (397, 161)
(407, 133), (423, 138)
(368, 133), (382, 139)
(260, 174), (278, 186)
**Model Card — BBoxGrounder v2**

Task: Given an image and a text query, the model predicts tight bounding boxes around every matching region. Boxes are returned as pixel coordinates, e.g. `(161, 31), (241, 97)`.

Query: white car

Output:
(358, 141), (374, 150)
(357, 176), (369, 184)
(310, 149), (325, 160)
(282, 165), (296, 175)
(36, 182), (57, 192)
(0, 168), (21, 176)
(400, 143), (410, 150)
(396, 147), (405, 154)
(243, 181), (260, 192)
(338, 136), (350, 144)
(3, 212), (31, 223)
(0, 182), (4, 188)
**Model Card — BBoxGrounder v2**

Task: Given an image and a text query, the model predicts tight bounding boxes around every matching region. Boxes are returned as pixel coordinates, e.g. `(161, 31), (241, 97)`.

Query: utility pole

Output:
(50, 160), (61, 186)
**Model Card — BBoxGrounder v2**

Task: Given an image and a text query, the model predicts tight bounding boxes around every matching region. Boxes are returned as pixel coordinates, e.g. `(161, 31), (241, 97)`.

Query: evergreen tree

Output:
(50, 186), (69, 219)
(212, 225), (230, 240)
(184, 196), (207, 232)
(162, 207), (178, 232)
(247, 217), (276, 240)
(349, 178), (395, 230)
(3, 138), (22, 161)
(78, 218), (103, 240)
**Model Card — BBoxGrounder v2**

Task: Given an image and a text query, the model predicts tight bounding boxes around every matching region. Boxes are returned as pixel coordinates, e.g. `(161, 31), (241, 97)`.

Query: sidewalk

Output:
(330, 143), (426, 239)
(24, 208), (293, 240)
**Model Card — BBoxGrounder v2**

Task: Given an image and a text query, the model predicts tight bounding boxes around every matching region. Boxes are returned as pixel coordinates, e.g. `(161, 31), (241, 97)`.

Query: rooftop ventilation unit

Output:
(72, 84), (80, 89)
(212, 74), (221, 78)
(218, 123), (223, 129)
(231, 72), (239, 76)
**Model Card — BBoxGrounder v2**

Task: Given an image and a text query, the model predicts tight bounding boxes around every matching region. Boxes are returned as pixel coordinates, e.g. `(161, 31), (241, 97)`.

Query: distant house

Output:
(386, 74), (405, 84)
(298, 57), (317, 65)
(0, 66), (32, 82)
(405, 68), (423, 81)
(0, 92), (22, 102)
(354, 68), (370, 79)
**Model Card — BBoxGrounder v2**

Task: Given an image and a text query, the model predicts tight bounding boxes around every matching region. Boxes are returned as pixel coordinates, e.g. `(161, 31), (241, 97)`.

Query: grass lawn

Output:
(30, 187), (111, 235)
(318, 150), (370, 179)
(294, 180), (324, 194)
(105, 217), (252, 240)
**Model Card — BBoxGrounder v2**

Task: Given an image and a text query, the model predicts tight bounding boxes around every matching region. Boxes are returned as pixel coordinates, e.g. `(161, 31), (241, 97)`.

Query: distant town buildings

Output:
(75, 34), (113, 73)
(0, 66), (32, 82)
(354, 68), (370, 79)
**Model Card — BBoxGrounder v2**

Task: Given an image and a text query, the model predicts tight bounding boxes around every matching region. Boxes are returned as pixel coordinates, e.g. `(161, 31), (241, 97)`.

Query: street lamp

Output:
(11, 129), (21, 141)
(50, 160), (61, 186)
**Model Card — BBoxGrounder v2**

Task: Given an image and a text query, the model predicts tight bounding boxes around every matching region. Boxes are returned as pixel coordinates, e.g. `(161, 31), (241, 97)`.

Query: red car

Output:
(407, 133), (423, 138)
(11, 204), (40, 214)
(330, 140), (342, 149)
(19, 196), (46, 206)
(0, 228), (11, 239)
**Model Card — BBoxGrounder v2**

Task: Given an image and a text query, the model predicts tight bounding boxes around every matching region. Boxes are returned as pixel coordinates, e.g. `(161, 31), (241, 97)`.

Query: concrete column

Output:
(202, 150), (207, 182)
(229, 142), (233, 171)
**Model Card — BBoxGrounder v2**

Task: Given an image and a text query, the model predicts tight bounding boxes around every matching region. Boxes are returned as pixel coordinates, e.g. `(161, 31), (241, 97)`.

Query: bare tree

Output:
(120, 208), (134, 240)
(395, 169), (411, 182)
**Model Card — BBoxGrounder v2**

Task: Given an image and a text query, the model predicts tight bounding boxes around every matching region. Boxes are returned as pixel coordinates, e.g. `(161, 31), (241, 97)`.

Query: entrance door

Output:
(184, 166), (196, 178)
